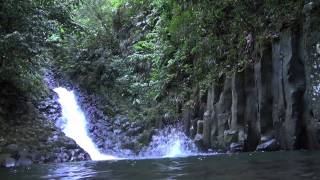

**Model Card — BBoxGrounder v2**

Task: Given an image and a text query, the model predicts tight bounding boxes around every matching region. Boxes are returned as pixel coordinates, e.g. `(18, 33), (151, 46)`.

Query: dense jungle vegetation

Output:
(1, 0), (303, 125)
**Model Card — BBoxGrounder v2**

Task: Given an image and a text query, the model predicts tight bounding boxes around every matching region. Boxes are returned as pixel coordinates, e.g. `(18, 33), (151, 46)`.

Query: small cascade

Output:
(140, 127), (199, 158)
(54, 87), (116, 161)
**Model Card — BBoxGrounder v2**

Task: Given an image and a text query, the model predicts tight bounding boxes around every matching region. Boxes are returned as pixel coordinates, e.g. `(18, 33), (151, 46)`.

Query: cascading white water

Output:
(54, 87), (116, 161)
(53, 87), (200, 160)
(140, 127), (199, 158)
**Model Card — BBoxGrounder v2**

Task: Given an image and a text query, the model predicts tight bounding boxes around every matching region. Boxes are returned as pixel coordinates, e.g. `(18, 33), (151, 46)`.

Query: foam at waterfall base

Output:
(139, 127), (199, 158)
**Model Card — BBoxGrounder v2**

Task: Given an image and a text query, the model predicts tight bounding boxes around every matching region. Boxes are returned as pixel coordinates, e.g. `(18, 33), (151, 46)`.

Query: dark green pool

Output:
(1, 151), (320, 179)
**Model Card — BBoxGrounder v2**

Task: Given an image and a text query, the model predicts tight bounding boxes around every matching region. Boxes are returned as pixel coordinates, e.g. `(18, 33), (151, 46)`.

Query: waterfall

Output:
(53, 87), (199, 160)
(140, 127), (199, 158)
(54, 87), (116, 161)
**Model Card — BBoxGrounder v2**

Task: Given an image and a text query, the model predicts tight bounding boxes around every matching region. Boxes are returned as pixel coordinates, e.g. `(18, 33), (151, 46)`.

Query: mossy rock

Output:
(224, 130), (239, 146)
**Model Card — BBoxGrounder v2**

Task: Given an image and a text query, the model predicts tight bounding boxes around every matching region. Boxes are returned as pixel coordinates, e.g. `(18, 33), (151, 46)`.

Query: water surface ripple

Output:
(1, 151), (320, 179)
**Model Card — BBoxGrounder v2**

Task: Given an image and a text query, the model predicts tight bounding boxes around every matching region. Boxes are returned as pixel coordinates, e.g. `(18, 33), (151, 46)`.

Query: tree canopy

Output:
(0, 0), (303, 122)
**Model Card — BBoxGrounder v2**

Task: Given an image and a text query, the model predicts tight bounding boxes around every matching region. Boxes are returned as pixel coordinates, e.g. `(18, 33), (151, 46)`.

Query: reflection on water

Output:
(1, 151), (320, 179)
(43, 162), (97, 180)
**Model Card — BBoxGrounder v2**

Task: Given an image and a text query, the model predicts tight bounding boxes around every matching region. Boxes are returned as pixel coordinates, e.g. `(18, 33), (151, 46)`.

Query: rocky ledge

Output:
(75, 89), (154, 157)
(0, 82), (89, 168)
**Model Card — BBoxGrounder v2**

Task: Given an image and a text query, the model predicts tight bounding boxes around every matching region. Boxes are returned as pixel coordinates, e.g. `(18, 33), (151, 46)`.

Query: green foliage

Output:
(0, 0), (80, 98)
(50, 0), (304, 124)
(110, 0), (126, 8)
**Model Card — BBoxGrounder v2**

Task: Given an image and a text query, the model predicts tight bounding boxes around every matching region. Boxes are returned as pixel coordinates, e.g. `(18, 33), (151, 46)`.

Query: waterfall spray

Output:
(140, 127), (199, 158)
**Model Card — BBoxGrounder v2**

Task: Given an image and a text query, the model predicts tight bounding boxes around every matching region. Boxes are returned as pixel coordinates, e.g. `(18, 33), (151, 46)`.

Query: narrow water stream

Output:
(54, 87), (116, 161)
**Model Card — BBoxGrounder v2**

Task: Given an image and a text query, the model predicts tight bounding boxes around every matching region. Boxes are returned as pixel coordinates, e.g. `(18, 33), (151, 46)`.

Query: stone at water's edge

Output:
(256, 139), (280, 152)
(0, 154), (15, 168)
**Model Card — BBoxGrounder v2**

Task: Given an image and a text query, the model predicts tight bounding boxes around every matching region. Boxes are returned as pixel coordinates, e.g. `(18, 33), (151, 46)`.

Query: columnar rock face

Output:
(302, 0), (320, 150)
(184, 1), (320, 152)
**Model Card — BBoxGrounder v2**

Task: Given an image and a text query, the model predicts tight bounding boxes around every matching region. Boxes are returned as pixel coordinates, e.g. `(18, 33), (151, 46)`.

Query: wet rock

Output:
(196, 120), (204, 135)
(303, 1), (320, 14)
(137, 129), (154, 145)
(47, 108), (58, 114)
(121, 141), (136, 151)
(224, 130), (238, 146)
(203, 111), (211, 149)
(301, 1), (320, 149)
(17, 147), (30, 159)
(231, 71), (245, 137)
(62, 139), (78, 149)
(6, 144), (18, 151)
(127, 126), (144, 136)
(209, 77), (233, 150)
(255, 44), (274, 140)
(189, 119), (198, 138)
(181, 100), (197, 134)
(2, 144), (19, 156)
(256, 139), (280, 152)
(114, 117), (122, 126)
(0, 154), (15, 168)
(60, 152), (70, 162)
(194, 133), (204, 150)
(16, 157), (32, 166)
(229, 143), (243, 152)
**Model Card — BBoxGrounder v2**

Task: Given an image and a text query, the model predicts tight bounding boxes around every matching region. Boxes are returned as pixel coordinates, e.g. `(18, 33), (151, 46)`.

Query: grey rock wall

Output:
(184, 1), (320, 152)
